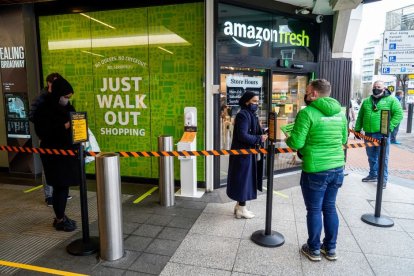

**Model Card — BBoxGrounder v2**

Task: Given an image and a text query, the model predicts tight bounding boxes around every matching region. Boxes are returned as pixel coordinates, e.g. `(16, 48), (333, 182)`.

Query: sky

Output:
(352, 0), (411, 68)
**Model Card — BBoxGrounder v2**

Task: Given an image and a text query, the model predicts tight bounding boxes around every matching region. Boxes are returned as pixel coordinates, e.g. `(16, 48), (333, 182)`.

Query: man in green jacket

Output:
(286, 79), (347, 262)
(354, 80), (403, 188)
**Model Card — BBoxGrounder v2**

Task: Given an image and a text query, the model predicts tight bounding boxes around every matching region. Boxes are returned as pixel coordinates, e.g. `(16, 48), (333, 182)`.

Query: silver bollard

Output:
(158, 135), (175, 207)
(95, 153), (124, 261)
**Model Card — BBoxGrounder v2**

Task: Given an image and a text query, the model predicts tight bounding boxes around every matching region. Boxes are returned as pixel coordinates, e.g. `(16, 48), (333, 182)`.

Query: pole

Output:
(158, 136), (175, 207)
(96, 153), (124, 261)
(361, 136), (394, 227)
(251, 142), (285, 247)
(67, 144), (99, 255)
(407, 103), (413, 133)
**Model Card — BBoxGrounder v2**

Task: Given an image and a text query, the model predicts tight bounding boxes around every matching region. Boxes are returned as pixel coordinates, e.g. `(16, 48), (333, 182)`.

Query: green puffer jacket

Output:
(286, 97), (348, 173)
(355, 92), (403, 133)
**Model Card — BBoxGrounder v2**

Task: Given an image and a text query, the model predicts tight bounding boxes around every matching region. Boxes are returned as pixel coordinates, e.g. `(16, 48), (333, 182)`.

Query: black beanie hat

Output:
(239, 91), (257, 106)
(51, 77), (74, 97)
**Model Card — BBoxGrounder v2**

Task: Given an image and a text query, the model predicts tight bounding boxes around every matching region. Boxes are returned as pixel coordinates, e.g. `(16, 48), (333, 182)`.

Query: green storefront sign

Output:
(38, 3), (205, 180)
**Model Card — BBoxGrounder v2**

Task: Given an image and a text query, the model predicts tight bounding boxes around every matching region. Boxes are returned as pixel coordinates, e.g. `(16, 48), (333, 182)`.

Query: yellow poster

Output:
(71, 112), (88, 144)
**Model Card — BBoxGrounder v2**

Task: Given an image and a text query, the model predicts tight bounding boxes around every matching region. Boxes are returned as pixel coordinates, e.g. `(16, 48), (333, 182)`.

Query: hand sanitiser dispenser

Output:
(176, 107), (204, 198)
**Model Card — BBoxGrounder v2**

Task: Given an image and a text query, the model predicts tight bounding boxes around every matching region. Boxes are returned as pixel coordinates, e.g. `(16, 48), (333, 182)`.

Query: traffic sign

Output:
(382, 30), (414, 75)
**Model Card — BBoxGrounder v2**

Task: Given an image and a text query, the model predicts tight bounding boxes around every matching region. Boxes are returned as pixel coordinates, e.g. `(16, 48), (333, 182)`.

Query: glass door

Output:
(219, 67), (269, 185)
(272, 74), (308, 171)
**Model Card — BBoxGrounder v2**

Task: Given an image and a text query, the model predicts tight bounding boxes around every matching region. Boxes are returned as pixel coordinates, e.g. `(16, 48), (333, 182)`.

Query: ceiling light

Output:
(80, 13), (116, 29)
(295, 8), (310, 15)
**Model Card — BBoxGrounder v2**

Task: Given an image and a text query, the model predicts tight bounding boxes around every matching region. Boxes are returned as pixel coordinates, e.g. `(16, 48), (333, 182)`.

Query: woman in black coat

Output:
(227, 91), (267, 219)
(34, 77), (79, 232)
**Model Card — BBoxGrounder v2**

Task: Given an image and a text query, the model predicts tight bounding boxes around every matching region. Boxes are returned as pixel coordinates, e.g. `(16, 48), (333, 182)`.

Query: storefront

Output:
(216, 2), (321, 186)
(0, 1), (353, 191)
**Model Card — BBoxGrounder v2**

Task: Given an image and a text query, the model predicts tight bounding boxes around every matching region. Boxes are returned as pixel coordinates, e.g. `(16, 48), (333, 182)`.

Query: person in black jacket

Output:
(226, 91), (267, 219)
(33, 77), (79, 232)
(30, 73), (72, 206)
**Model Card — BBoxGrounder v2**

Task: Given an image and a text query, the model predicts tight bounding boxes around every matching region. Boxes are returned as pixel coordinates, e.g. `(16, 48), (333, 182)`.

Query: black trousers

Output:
(52, 186), (69, 219)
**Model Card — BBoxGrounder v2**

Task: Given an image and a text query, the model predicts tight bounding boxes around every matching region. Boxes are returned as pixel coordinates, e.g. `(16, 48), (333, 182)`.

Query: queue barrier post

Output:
(158, 136), (175, 207)
(407, 103), (413, 133)
(361, 110), (394, 228)
(251, 112), (285, 247)
(95, 152), (124, 261)
(67, 144), (99, 256)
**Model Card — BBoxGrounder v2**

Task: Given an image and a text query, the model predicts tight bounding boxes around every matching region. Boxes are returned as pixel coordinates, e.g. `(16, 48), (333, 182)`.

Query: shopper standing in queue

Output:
(354, 80), (403, 188)
(227, 91), (267, 219)
(33, 77), (79, 232)
(29, 72), (72, 206)
(286, 79), (348, 261)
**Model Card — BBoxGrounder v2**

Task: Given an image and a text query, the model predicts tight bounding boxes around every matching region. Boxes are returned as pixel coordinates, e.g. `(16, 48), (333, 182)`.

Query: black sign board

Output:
(380, 110), (390, 136)
(268, 112), (277, 142)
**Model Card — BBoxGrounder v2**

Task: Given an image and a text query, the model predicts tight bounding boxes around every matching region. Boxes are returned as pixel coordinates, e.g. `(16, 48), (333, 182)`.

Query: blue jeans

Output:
(390, 124), (400, 143)
(42, 170), (53, 199)
(365, 132), (389, 182)
(300, 167), (344, 251)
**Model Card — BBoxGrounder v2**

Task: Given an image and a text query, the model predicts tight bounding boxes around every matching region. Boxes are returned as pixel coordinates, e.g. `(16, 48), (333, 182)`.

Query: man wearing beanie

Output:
(226, 91), (267, 219)
(33, 76), (79, 232)
(355, 80), (403, 188)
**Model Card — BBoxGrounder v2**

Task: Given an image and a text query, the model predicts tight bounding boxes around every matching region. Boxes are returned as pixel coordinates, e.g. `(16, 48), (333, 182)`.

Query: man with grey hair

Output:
(354, 80), (403, 188)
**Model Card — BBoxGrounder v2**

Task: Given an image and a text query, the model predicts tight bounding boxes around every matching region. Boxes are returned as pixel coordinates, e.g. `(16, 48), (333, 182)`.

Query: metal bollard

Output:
(158, 136), (175, 207)
(95, 153), (124, 261)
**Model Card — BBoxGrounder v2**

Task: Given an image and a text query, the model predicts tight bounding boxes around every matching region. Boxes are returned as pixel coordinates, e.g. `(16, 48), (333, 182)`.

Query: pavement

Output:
(0, 110), (412, 276)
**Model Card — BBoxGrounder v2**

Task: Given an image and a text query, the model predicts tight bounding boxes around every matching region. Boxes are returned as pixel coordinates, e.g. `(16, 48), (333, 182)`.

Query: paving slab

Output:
(365, 254), (414, 276)
(170, 233), (240, 271)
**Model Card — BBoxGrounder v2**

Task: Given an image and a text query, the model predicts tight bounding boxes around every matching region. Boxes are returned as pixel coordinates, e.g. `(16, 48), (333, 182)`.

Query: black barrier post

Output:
(407, 103), (413, 133)
(361, 110), (394, 227)
(67, 144), (100, 255)
(67, 112), (99, 256)
(251, 112), (284, 247)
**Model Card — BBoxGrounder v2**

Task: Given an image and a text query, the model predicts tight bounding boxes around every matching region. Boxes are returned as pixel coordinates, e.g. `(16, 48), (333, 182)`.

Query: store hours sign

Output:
(226, 76), (263, 107)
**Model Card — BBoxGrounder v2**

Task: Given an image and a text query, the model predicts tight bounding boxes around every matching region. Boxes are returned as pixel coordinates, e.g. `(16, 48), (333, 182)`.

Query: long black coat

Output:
(34, 93), (80, 187)
(226, 108), (264, 202)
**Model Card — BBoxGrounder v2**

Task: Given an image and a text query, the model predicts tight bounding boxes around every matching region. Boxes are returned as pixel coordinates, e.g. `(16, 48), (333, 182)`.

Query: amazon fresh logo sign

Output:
(223, 21), (310, 48)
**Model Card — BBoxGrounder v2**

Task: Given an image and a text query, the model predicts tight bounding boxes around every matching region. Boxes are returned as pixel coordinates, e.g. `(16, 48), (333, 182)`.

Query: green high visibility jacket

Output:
(286, 97), (348, 173)
(355, 91), (403, 133)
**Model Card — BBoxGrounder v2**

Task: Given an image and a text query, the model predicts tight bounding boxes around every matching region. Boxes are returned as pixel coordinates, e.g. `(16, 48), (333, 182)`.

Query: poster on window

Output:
(226, 75), (263, 106)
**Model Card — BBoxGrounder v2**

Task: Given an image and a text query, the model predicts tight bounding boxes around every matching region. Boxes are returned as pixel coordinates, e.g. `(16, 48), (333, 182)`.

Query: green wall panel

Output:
(38, 3), (205, 181)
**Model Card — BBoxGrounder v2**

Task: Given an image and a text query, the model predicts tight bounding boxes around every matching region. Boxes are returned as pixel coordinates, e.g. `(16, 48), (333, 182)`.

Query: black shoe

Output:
(53, 216), (77, 232)
(362, 175), (377, 182)
(45, 197), (53, 207)
(383, 182), (387, 189)
(301, 244), (321, 261)
(320, 244), (337, 261)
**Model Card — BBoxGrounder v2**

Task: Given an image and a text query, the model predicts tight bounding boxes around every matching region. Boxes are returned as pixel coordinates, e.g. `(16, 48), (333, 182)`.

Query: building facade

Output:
(0, 0), (362, 190)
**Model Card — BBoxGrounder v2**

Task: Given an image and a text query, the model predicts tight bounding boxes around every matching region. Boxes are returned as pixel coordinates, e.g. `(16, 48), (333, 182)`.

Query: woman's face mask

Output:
(248, 103), (258, 112)
(59, 96), (69, 106)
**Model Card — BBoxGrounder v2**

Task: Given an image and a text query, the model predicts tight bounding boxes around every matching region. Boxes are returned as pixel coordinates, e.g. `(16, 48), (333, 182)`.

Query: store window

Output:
(38, 3), (205, 179)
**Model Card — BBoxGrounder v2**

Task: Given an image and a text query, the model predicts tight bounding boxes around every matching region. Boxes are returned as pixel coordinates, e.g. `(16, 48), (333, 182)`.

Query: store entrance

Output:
(218, 68), (308, 186)
(271, 73), (308, 171)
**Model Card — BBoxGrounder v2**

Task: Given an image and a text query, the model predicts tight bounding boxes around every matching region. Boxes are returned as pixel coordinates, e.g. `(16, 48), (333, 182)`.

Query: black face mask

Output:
(304, 94), (312, 106)
(372, 88), (383, 96)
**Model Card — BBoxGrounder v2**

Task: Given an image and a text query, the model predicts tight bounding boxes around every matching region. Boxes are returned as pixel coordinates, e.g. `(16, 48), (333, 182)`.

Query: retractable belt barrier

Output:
(0, 129), (380, 158)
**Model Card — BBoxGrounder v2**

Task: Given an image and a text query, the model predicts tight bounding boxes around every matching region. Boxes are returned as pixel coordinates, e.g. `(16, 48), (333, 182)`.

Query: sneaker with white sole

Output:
(301, 244), (321, 261)
(320, 244), (337, 261)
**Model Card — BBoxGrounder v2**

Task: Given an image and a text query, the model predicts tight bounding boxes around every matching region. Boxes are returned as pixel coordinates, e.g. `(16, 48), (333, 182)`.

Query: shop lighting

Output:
(80, 13), (116, 29)
(295, 8), (310, 15)
(81, 50), (105, 57)
(157, 46), (174, 55)
(48, 34), (190, 50)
